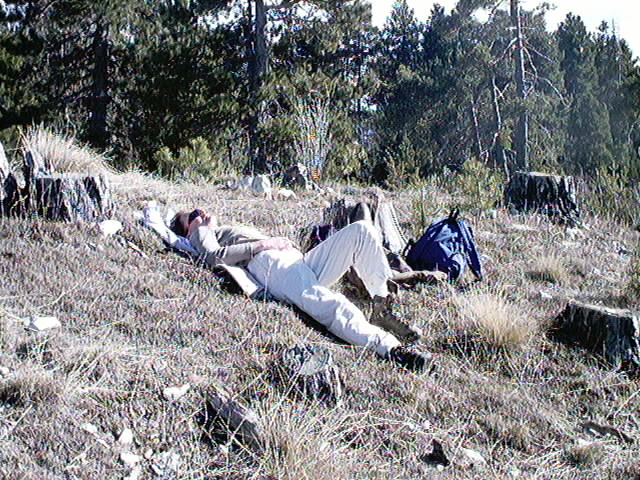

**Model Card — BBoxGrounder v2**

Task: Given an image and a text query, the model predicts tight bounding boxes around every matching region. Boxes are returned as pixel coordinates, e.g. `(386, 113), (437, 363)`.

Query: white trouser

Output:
(247, 221), (400, 357)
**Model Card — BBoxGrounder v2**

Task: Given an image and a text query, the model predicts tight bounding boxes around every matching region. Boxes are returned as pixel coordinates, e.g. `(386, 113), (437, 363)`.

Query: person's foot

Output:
(371, 295), (422, 342)
(389, 345), (436, 373)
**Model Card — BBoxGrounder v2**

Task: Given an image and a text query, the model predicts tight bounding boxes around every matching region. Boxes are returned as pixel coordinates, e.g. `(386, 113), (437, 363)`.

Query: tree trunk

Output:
(504, 171), (580, 224)
(469, 98), (483, 161)
(490, 76), (509, 177)
(88, 21), (109, 151)
(245, 0), (269, 174)
(551, 301), (640, 373)
(510, 0), (528, 170)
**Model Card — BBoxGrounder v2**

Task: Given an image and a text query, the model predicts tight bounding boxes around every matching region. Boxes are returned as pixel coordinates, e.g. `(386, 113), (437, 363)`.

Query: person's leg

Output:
(247, 252), (400, 357)
(303, 220), (392, 298)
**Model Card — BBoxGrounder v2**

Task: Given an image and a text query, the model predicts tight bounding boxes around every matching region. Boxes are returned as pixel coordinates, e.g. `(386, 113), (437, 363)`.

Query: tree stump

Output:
(32, 174), (114, 222)
(504, 171), (580, 225)
(270, 344), (343, 406)
(282, 163), (312, 190)
(202, 385), (263, 452)
(550, 301), (640, 372)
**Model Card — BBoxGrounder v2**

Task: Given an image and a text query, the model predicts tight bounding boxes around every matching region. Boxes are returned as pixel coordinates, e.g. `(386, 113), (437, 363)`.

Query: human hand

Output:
(255, 237), (295, 253)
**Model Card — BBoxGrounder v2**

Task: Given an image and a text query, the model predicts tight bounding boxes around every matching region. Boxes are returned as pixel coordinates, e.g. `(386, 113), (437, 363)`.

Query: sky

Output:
(370, 0), (640, 57)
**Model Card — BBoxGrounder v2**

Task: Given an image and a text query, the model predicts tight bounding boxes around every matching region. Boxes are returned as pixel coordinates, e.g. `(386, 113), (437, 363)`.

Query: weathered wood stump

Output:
(2, 149), (115, 221)
(270, 344), (343, 406)
(202, 385), (263, 452)
(550, 301), (640, 372)
(282, 163), (312, 190)
(505, 171), (580, 225)
(32, 174), (114, 221)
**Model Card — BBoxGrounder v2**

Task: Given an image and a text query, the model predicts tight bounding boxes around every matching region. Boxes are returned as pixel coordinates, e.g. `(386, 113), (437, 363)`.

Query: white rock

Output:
(0, 366), (10, 377)
(24, 316), (61, 331)
(539, 291), (553, 300)
(98, 219), (123, 236)
(120, 452), (142, 467)
(152, 450), (181, 475)
(143, 448), (154, 460)
(321, 200), (331, 209)
(276, 188), (297, 200)
(123, 466), (142, 480)
(251, 175), (272, 198)
(461, 448), (487, 466)
(118, 428), (134, 445)
(324, 187), (337, 196)
(162, 384), (190, 402)
(81, 423), (98, 435)
(507, 224), (537, 233)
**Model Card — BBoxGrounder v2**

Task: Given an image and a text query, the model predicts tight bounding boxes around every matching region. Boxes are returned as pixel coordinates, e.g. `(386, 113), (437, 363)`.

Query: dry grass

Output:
(528, 253), (571, 284)
(451, 290), (535, 349)
(0, 153), (639, 479)
(21, 126), (113, 175)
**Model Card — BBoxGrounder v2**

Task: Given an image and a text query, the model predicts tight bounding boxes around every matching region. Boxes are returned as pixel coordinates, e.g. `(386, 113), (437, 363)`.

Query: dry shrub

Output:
(255, 397), (358, 480)
(0, 364), (63, 406)
(528, 253), (570, 284)
(21, 127), (112, 175)
(565, 441), (606, 467)
(452, 291), (534, 349)
(61, 341), (129, 384)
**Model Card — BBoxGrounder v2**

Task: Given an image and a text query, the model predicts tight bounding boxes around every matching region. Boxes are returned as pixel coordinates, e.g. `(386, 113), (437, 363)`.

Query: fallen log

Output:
(505, 171), (580, 225)
(550, 300), (640, 372)
(202, 385), (263, 452)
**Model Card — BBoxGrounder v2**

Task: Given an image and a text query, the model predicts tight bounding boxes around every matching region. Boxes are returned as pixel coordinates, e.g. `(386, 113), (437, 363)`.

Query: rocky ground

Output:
(0, 170), (639, 479)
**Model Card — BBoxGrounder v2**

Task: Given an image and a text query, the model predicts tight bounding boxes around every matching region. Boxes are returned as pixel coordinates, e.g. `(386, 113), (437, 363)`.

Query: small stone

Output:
(98, 219), (123, 236)
(162, 384), (190, 402)
(123, 466), (142, 480)
(321, 200), (331, 209)
(152, 450), (181, 475)
(218, 444), (229, 455)
(118, 428), (134, 445)
(276, 188), (297, 200)
(0, 366), (10, 377)
(24, 316), (61, 331)
(507, 224), (537, 233)
(81, 423), (98, 435)
(143, 448), (154, 459)
(120, 452), (142, 467)
(539, 291), (553, 300)
(461, 447), (487, 466)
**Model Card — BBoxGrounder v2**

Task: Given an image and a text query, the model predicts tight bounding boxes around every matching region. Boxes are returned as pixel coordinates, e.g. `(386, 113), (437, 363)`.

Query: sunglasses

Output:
(188, 209), (204, 224)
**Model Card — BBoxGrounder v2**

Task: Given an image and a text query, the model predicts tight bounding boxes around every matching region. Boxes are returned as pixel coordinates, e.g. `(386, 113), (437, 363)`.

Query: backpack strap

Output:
(459, 221), (483, 281)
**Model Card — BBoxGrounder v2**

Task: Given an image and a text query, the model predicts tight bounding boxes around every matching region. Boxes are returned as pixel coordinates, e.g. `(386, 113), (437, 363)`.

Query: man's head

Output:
(169, 208), (204, 237)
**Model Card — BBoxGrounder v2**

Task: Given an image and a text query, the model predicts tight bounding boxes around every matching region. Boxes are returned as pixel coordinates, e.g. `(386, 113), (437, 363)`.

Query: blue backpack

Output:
(405, 209), (483, 282)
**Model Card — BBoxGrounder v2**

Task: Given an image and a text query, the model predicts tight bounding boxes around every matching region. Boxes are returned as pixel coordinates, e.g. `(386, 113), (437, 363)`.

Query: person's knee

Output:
(351, 219), (378, 240)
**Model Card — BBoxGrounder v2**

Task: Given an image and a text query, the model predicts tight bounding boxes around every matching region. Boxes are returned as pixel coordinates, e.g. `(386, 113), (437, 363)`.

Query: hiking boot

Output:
(371, 295), (422, 342)
(389, 345), (436, 373)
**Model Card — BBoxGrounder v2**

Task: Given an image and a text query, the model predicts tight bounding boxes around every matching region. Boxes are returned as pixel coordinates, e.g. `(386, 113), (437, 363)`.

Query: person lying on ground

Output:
(169, 208), (436, 373)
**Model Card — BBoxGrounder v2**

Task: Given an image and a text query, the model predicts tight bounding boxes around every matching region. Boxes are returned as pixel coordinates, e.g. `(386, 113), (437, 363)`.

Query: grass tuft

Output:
(21, 127), (112, 174)
(452, 290), (534, 349)
(528, 253), (570, 284)
(0, 364), (63, 406)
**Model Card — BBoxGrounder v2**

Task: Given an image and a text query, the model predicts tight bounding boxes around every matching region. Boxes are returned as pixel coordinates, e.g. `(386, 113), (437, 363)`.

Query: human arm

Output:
(189, 215), (295, 266)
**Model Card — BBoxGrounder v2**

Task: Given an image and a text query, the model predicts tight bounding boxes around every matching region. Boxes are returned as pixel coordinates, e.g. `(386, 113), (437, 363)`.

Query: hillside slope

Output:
(1, 172), (639, 479)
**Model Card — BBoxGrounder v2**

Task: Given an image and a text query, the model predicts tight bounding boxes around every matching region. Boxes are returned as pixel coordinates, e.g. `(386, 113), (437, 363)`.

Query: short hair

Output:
(169, 212), (187, 237)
